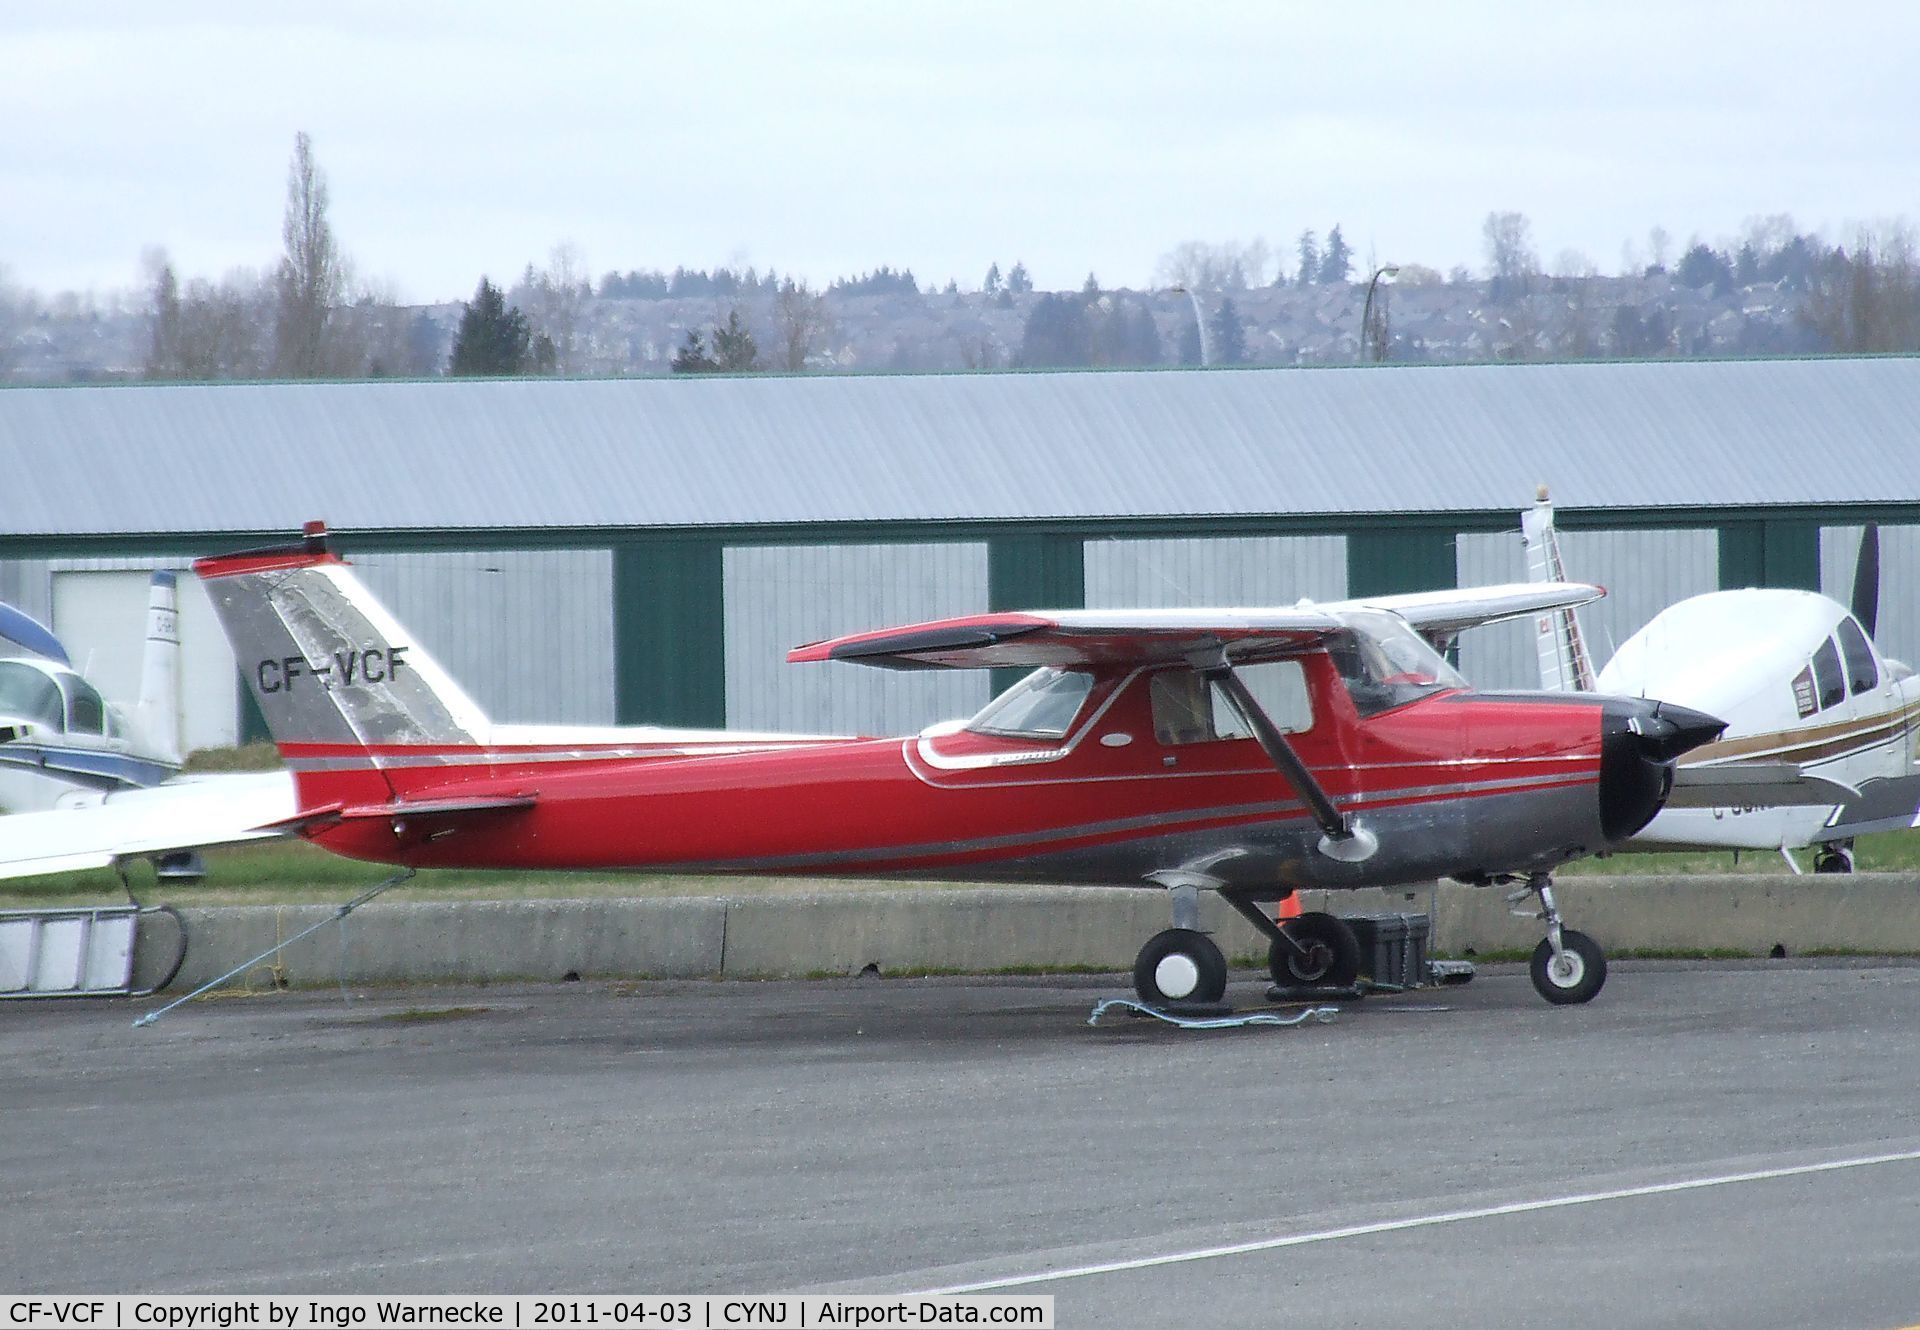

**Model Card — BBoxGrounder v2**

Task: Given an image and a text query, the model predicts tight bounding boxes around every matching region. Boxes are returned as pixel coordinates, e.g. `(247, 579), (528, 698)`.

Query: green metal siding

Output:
(613, 539), (726, 726)
(1347, 528), (1458, 598)
(988, 533), (1085, 692)
(1718, 520), (1820, 591)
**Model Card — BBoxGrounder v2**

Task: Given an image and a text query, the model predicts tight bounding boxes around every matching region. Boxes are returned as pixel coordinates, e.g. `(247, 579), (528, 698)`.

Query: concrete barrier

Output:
(129, 874), (1920, 992)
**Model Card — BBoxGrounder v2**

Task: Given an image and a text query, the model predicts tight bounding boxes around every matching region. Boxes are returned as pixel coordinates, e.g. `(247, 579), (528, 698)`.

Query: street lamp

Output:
(1360, 264), (1400, 363)
(1168, 285), (1211, 367)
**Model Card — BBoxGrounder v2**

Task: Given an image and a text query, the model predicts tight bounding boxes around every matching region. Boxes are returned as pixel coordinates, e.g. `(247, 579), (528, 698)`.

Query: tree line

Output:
(21, 133), (1913, 382)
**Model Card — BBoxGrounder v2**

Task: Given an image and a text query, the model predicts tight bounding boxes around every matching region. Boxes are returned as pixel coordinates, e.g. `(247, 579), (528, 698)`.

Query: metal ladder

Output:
(0, 905), (179, 999)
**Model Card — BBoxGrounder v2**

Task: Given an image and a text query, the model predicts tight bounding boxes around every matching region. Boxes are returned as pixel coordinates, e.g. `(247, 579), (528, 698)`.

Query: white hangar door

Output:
(50, 569), (241, 756)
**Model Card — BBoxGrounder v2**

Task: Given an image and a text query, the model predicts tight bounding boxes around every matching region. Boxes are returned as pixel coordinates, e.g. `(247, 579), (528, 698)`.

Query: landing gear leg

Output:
(1513, 872), (1606, 1005)
(1131, 881), (1227, 1007)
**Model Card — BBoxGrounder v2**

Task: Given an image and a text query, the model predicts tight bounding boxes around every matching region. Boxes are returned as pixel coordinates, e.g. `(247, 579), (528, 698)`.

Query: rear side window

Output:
(1810, 637), (1845, 711)
(1837, 616), (1878, 695)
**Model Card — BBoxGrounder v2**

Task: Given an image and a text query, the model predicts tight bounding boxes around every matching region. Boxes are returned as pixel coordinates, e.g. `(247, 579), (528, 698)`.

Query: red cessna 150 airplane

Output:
(195, 524), (1725, 1008)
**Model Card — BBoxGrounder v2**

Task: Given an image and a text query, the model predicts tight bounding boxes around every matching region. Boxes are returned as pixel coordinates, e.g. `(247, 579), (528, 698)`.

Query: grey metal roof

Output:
(3, 357), (1917, 538)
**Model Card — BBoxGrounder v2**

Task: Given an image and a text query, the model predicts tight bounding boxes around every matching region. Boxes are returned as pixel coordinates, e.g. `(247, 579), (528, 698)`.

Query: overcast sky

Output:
(4, 2), (1915, 304)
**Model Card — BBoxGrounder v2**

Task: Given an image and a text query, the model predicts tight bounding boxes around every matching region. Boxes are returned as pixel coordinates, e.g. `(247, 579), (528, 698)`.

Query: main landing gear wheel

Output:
(1271, 911), (1361, 989)
(1814, 843), (1856, 874)
(1530, 929), (1607, 1005)
(1132, 928), (1228, 1007)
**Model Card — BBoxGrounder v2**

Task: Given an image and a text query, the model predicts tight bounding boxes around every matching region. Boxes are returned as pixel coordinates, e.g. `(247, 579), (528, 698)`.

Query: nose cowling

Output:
(1598, 699), (1727, 842)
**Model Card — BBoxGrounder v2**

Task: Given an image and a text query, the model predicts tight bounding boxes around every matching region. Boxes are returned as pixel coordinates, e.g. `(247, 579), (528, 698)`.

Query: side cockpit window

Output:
(1810, 636), (1845, 712)
(1151, 661), (1311, 745)
(1837, 616), (1879, 695)
(61, 675), (107, 734)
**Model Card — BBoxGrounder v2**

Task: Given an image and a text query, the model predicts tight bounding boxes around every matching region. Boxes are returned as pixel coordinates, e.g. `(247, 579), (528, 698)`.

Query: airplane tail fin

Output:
(135, 572), (183, 766)
(1519, 487), (1597, 692)
(194, 523), (492, 808)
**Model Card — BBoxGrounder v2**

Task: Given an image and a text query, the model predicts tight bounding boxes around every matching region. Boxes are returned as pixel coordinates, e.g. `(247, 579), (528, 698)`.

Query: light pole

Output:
(1360, 264), (1399, 363)
(1169, 285), (1211, 367)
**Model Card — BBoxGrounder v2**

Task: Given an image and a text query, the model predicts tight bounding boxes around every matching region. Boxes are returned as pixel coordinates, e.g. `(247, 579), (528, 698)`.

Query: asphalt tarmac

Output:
(5, 961), (1919, 1328)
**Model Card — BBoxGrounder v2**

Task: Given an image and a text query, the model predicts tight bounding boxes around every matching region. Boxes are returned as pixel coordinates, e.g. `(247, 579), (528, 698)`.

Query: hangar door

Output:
(50, 569), (240, 755)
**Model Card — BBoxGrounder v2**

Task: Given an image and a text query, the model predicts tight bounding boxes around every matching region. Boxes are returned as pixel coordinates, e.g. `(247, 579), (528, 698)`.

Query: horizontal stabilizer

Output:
(0, 772), (295, 883)
(269, 793), (537, 834)
(1666, 763), (1858, 809)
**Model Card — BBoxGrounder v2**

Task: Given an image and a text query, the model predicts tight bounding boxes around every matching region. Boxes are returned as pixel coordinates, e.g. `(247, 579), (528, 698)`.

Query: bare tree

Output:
(0, 262), (29, 376)
(516, 242), (591, 374)
(1801, 222), (1920, 353)
(1482, 211), (1539, 302)
(273, 131), (348, 377)
(145, 248), (272, 380)
(1154, 239), (1267, 292)
(775, 278), (832, 371)
(1646, 225), (1672, 273)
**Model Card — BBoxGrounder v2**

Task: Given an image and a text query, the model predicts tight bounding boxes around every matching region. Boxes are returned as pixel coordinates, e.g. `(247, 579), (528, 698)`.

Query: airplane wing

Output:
(0, 771), (295, 881)
(1341, 581), (1604, 642)
(1664, 763), (1859, 809)
(788, 584), (1604, 673)
(788, 608), (1342, 671)
(1813, 771), (1920, 840)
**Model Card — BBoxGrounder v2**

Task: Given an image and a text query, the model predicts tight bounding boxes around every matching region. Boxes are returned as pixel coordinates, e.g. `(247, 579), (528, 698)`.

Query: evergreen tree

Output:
(1319, 225), (1353, 283)
(1083, 272), (1101, 297)
(1296, 230), (1320, 286)
(1017, 293), (1093, 367)
(448, 277), (531, 376)
(983, 262), (1002, 295)
(711, 309), (759, 370)
(1006, 261), (1033, 294)
(670, 330), (716, 373)
(1209, 296), (1246, 363)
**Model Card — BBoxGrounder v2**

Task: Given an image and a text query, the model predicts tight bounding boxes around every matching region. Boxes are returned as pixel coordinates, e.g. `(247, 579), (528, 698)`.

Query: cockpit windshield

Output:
(966, 667), (1094, 740)
(0, 661), (66, 729)
(1327, 609), (1467, 717)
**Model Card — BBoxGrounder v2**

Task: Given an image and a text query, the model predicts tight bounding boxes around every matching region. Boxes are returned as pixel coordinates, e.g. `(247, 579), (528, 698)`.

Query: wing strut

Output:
(1198, 653), (1377, 863)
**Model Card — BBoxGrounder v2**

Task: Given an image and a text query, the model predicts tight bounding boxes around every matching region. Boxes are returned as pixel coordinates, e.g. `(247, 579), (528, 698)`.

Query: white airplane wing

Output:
(1342, 581), (1604, 642)
(1814, 771), (1920, 839)
(788, 583), (1605, 672)
(0, 770), (295, 881)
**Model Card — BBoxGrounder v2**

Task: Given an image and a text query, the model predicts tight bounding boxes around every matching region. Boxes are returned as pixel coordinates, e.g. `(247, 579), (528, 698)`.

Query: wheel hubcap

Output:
(1155, 953), (1201, 1000)
(1548, 950), (1586, 988)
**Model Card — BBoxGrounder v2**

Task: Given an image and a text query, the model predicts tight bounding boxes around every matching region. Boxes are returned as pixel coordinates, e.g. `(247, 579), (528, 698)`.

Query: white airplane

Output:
(0, 573), (184, 813)
(0, 573), (294, 882)
(1522, 490), (1920, 872)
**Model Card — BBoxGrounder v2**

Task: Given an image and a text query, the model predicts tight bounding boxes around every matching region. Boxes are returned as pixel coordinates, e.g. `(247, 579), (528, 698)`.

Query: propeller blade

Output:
(1852, 524), (1880, 639)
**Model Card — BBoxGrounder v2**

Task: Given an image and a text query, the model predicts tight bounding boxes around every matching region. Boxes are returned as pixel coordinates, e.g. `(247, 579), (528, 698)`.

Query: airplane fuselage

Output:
(288, 659), (1686, 893)
(1598, 589), (1920, 852)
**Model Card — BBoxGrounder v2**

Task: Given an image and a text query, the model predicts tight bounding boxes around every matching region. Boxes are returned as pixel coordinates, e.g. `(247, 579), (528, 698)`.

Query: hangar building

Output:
(2, 356), (1916, 752)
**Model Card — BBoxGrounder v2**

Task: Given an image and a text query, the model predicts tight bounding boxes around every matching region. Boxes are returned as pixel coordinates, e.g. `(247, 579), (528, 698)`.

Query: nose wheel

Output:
(1513, 872), (1607, 1004)
(1269, 910), (1361, 989)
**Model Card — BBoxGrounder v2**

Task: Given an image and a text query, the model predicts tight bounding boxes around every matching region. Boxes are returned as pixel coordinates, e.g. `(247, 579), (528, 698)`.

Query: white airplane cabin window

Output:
(967, 667), (1093, 739)
(62, 675), (107, 735)
(0, 662), (64, 729)
(1810, 636), (1845, 711)
(1837, 616), (1879, 695)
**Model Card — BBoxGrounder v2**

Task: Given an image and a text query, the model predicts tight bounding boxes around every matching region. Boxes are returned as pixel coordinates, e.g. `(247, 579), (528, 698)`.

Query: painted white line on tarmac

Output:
(922, 1146), (1920, 1294)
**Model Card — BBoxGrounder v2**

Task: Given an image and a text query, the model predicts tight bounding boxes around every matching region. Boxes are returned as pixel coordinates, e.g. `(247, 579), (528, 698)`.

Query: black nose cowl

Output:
(1599, 699), (1727, 842)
